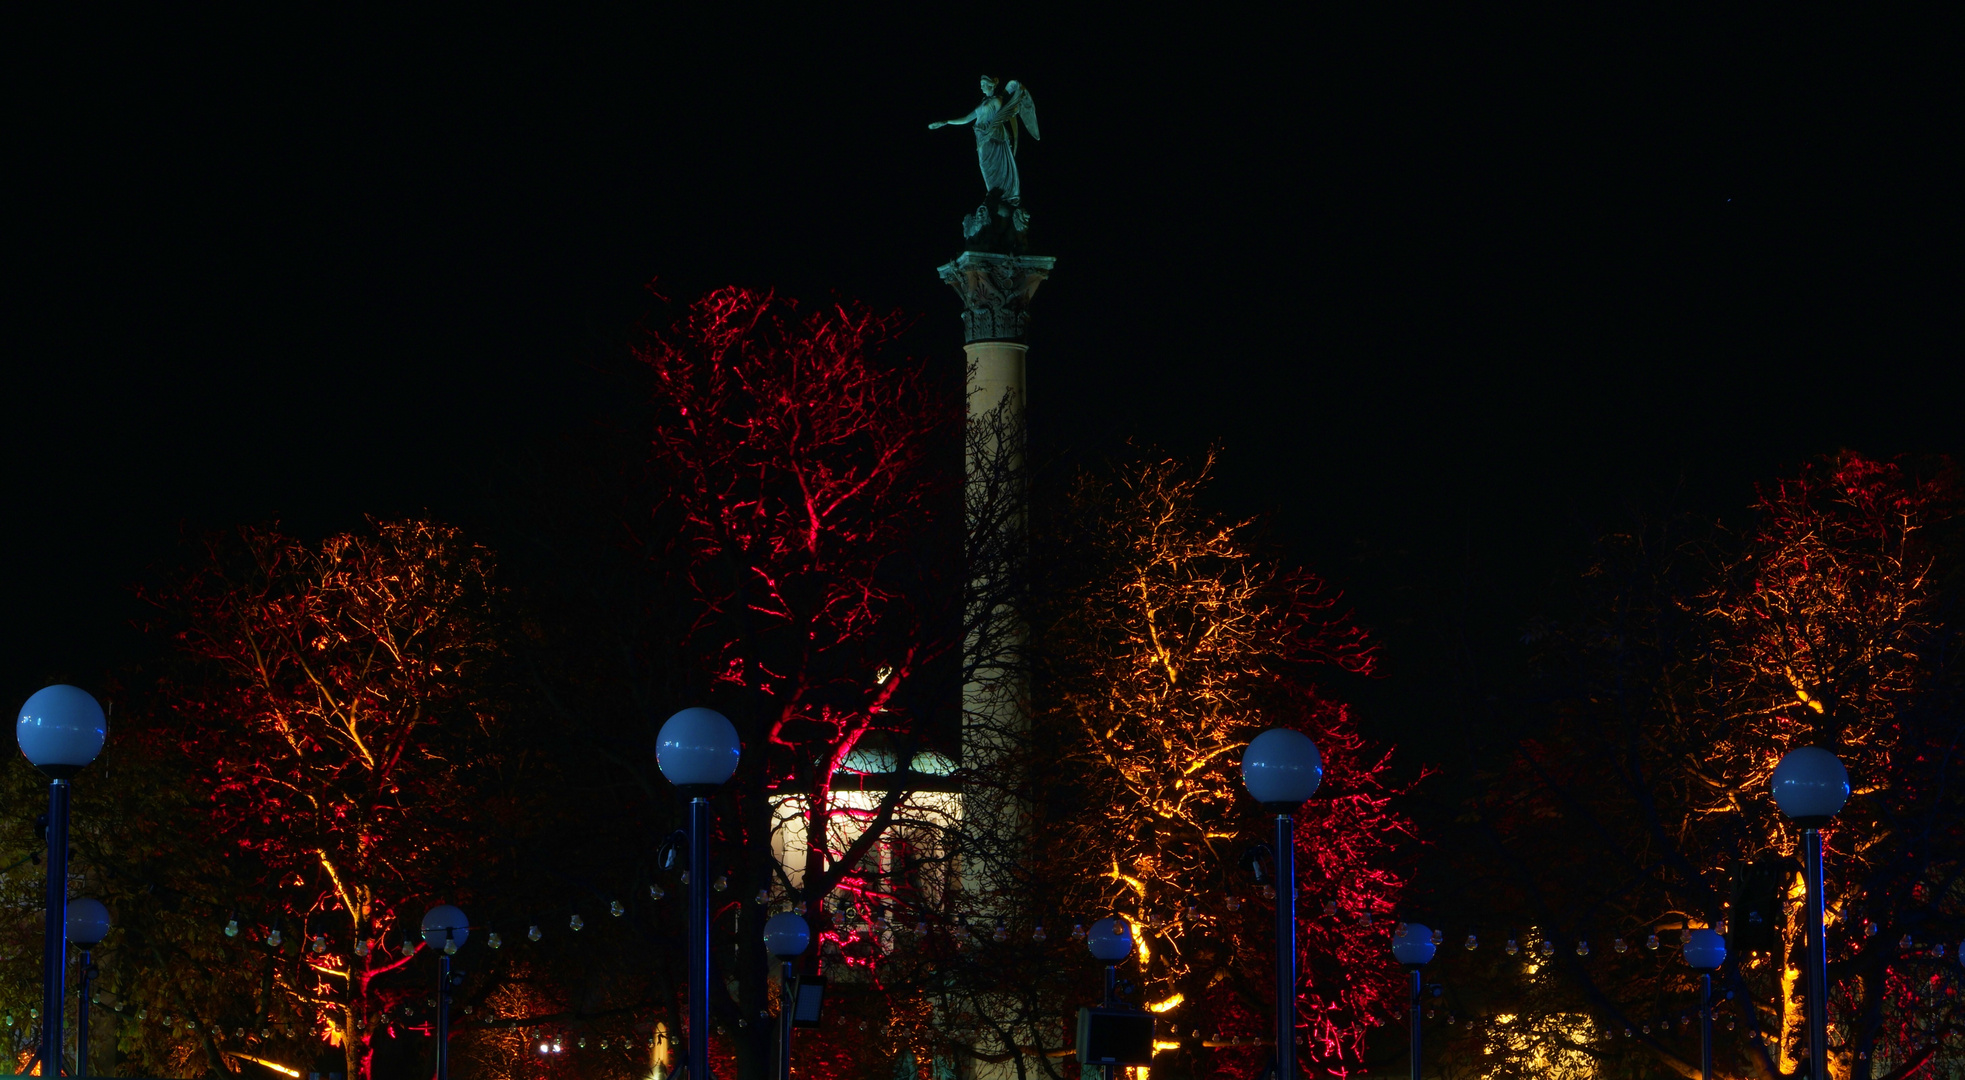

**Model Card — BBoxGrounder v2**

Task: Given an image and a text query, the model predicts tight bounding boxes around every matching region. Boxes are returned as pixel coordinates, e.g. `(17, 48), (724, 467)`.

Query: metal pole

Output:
(777, 960), (795, 1080)
(1103, 964), (1118, 1080)
(76, 949), (94, 1078)
(689, 795), (713, 1080)
(1804, 828), (1828, 1079)
(42, 779), (71, 1077)
(1408, 968), (1423, 1080)
(436, 951), (451, 1080)
(1700, 972), (1713, 1080)
(1274, 812), (1297, 1080)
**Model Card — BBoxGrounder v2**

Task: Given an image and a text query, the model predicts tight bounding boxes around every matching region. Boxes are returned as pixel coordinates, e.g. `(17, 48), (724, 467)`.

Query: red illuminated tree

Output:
(1028, 453), (1415, 1077)
(632, 286), (971, 1079)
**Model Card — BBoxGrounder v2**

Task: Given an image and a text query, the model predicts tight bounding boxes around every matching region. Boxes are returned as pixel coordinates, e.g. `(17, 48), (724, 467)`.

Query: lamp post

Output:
(17, 684), (108, 1077)
(421, 905), (468, 1080)
(1391, 923), (1436, 1080)
(658, 707), (742, 1080)
(1683, 927), (1726, 1080)
(1086, 917), (1134, 1080)
(1771, 747), (1849, 1080)
(68, 898), (110, 1078)
(763, 913), (810, 1080)
(1241, 728), (1323, 1080)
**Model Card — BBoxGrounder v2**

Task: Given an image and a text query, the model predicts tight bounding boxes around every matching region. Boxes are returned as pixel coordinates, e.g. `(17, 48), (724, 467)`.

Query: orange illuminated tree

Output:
(1445, 452), (1965, 1080)
(146, 519), (510, 1080)
(1029, 454), (1414, 1078)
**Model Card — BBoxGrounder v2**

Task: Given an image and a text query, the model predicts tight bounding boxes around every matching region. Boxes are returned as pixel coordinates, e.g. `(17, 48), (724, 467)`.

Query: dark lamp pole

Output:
(658, 707), (742, 1080)
(67, 899), (110, 1078)
(18, 684), (108, 1078)
(1085, 918), (1134, 1080)
(421, 905), (468, 1080)
(1772, 747), (1848, 1080)
(763, 913), (810, 1080)
(1391, 923), (1436, 1080)
(1241, 728), (1322, 1080)
(1683, 927), (1727, 1080)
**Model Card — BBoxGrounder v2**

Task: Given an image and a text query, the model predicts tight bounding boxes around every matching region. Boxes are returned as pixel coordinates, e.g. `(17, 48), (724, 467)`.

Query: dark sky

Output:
(7, 10), (1957, 744)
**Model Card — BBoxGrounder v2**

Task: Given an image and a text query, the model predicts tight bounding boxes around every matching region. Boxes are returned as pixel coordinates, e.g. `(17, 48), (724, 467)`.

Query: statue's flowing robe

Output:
(972, 87), (1037, 202)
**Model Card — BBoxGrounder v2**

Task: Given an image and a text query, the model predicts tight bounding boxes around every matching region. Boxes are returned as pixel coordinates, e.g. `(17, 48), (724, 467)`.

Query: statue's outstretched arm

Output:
(928, 105), (984, 130)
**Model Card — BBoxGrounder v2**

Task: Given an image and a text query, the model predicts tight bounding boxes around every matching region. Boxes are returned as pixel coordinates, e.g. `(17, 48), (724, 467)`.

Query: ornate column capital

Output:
(937, 252), (1058, 344)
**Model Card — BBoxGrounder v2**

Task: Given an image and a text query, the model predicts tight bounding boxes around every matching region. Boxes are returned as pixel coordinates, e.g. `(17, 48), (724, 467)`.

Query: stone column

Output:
(939, 250), (1054, 1080)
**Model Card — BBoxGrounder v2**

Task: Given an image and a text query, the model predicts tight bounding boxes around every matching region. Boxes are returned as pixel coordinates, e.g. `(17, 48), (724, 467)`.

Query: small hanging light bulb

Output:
(1322, 900), (1338, 917)
(528, 925), (542, 942)
(1899, 933), (1914, 950)
(650, 883), (667, 900)
(713, 875), (728, 892)
(1613, 937), (1628, 954)
(1464, 933), (1478, 950)
(1225, 895), (1241, 912)
(992, 921), (1008, 943)
(267, 929), (283, 947)
(1646, 933), (1660, 951)
(1430, 928), (1444, 946)
(225, 919), (240, 938)
(680, 871), (689, 885)
(401, 936), (416, 954)
(444, 939), (459, 956)
(1031, 925), (1047, 943)
(578, 1037), (587, 1048)
(488, 933), (503, 949)
(1538, 939), (1555, 957)
(916, 921), (929, 935)
(1505, 938), (1519, 956)
(311, 935), (327, 954)
(1358, 911), (1373, 926)
(1260, 884), (1276, 900)
(1576, 939), (1590, 957)
(1186, 904), (1201, 920)
(1932, 942), (1947, 959)
(611, 899), (626, 917)
(354, 939), (370, 956)
(1071, 923), (1086, 940)
(569, 914), (585, 931)
(600, 1039), (609, 1050)
(755, 889), (771, 905)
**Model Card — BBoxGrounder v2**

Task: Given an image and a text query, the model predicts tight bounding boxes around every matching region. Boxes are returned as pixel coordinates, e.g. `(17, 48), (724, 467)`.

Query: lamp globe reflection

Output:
(16, 684), (107, 778)
(1240, 728), (1323, 807)
(1770, 747), (1850, 824)
(764, 913), (811, 959)
(67, 898), (111, 947)
(422, 905), (469, 949)
(1391, 922), (1437, 967)
(1683, 928), (1726, 971)
(657, 707), (742, 787)
(1085, 918), (1133, 962)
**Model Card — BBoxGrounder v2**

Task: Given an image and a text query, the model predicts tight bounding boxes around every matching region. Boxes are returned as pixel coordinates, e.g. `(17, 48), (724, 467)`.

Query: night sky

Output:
(8, 10), (1957, 754)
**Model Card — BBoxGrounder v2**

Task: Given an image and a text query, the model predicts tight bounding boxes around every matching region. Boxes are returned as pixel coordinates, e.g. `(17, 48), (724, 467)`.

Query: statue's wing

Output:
(1015, 86), (1040, 140)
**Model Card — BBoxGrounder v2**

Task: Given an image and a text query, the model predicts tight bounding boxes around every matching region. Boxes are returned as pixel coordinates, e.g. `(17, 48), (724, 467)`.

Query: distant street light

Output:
(1241, 728), (1323, 1080)
(17, 684), (108, 1077)
(68, 898), (111, 1078)
(763, 913), (811, 1080)
(1683, 927), (1727, 1080)
(658, 707), (742, 1080)
(1082, 918), (1138, 1080)
(1391, 922), (1437, 1080)
(1771, 747), (1849, 1080)
(421, 905), (469, 1080)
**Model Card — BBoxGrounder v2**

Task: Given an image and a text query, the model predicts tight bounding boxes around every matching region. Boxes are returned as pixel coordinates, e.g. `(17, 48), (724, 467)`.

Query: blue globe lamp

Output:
(18, 684), (109, 1076)
(1772, 745), (1846, 1080)
(1241, 728), (1322, 1080)
(1684, 926), (1727, 1080)
(659, 707), (742, 1080)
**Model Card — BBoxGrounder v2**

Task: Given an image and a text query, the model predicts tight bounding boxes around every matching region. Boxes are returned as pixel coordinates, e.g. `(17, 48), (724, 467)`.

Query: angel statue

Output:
(929, 75), (1040, 204)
